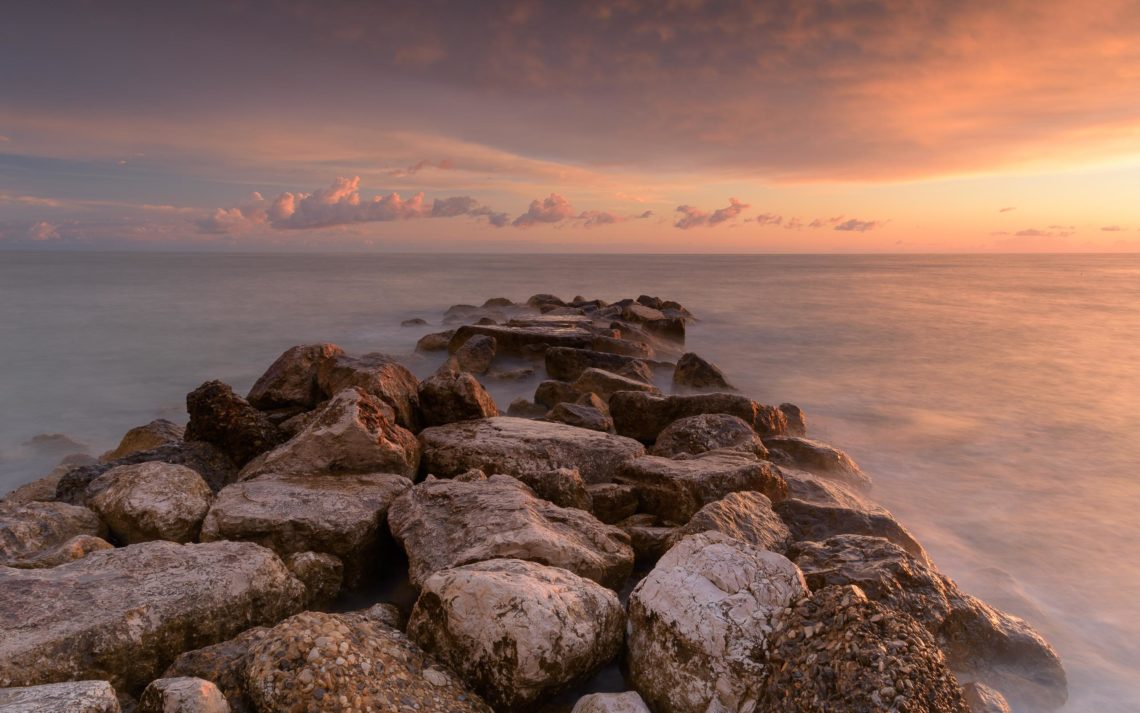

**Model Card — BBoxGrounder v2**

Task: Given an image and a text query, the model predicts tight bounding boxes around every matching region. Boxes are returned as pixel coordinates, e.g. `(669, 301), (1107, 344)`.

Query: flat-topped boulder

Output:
(0, 500), (106, 567)
(666, 491), (792, 553)
(650, 413), (767, 459)
(246, 343), (344, 410)
(418, 416), (644, 484)
(316, 352), (421, 431)
(0, 681), (121, 712)
(545, 347), (653, 383)
(87, 462), (213, 544)
(0, 540), (306, 694)
(610, 391), (788, 442)
(185, 381), (284, 468)
(763, 435), (871, 490)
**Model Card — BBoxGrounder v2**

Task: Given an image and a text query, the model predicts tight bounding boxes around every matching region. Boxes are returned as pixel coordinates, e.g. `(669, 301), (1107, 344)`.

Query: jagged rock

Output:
(87, 462), (212, 544)
(0, 500), (106, 566)
(0, 681), (121, 712)
(0, 541), (307, 694)
(454, 334), (496, 374)
(101, 419), (185, 462)
(510, 467), (592, 510)
(184, 381), (284, 468)
(779, 403), (807, 436)
(246, 343), (344, 410)
(586, 483), (639, 524)
(627, 532), (808, 713)
(200, 472), (410, 584)
(760, 585), (970, 712)
(650, 413), (767, 459)
(163, 628), (270, 713)
(572, 368), (660, 402)
(417, 370), (499, 426)
(672, 353), (733, 390)
(571, 691), (651, 713)
(408, 559), (625, 710)
(245, 610), (492, 713)
(507, 398), (549, 418)
(545, 401), (614, 432)
(137, 677), (230, 713)
(239, 388), (420, 480)
(667, 491), (792, 553)
(615, 451), (787, 523)
(775, 498), (928, 562)
(283, 551), (343, 606)
(544, 347), (654, 384)
(316, 352), (421, 431)
(534, 379), (580, 409)
(418, 416), (644, 484)
(416, 330), (455, 352)
(962, 682), (1012, 713)
(57, 442), (238, 505)
(5, 534), (113, 569)
(388, 475), (634, 590)
(763, 435), (871, 490)
(610, 391), (786, 442)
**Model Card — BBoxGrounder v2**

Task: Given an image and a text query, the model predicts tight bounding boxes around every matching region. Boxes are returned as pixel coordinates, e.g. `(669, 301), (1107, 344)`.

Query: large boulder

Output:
(0, 681), (120, 712)
(408, 559), (625, 710)
(571, 692), (651, 713)
(239, 388), (420, 480)
(163, 627), (270, 713)
(316, 352), (421, 431)
(57, 442), (238, 505)
(246, 343), (344, 410)
(454, 334), (496, 374)
(388, 475), (634, 590)
(137, 677), (230, 713)
(544, 347), (653, 383)
(101, 419), (185, 462)
(626, 532), (808, 713)
(0, 541), (307, 694)
(615, 451), (787, 523)
(650, 413), (767, 459)
(416, 330), (455, 352)
(762, 435), (871, 490)
(417, 370), (499, 427)
(245, 610), (492, 713)
(610, 391), (787, 442)
(572, 368), (659, 403)
(87, 462), (213, 544)
(779, 465), (870, 509)
(672, 352), (733, 390)
(667, 491), (792, 553)
(418, 417), (644, 484)
(545, 401), (614, 433)
(0, 500), (106, 567)
(185, 381), (284, 468)
(775, 498), (929, 562)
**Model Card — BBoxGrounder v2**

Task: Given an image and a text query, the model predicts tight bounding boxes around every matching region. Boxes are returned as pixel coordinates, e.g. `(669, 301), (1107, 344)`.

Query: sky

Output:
(2, 0), (1139, 253)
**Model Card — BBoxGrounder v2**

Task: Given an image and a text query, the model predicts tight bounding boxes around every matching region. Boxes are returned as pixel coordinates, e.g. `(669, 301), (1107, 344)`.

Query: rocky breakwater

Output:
(0, 292), (1065, 713)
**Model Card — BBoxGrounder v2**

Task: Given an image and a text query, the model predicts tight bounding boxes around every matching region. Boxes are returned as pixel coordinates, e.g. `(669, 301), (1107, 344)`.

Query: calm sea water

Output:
(1, 252), (1137, 711)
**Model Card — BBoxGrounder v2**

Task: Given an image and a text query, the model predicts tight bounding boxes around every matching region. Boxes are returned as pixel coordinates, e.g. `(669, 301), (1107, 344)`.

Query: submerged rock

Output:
(185, 381), (284, 468)
(763, 434), (871, 490)
(672, 352), (733, 390)
(88, 462), (213, 544)
(0, 681), (121, 712)
(137, 677), (230, 713)
(667, 491), (792, 553)
(0, 500), (106, 567)
(101, 419), (185, 462)
(417, 370), (499, 427)
(650, 413), (767, 459)
(316, 352), (421, 431)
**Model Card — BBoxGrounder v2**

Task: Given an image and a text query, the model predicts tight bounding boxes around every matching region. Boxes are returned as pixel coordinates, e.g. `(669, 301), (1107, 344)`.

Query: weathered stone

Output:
(586, 483), (638, 524)
(627, 532), (808, 713)
(506, 398), (549, 418)
(621, 303), (666, 323)
(163, 628), (270, 713)
(534, 379), (580, 409)
(419, 416), (644, 484)
(101, 419), (185, 462)
(779, 465), (870, 509)
(779, 402), (807, 436)
(417, 370), (499, 427)
(0, 541), (306, 694)
(610, 391), (784, 442)
(137, 677), (230, 713)
(962, 682), (1013, 713)
(454, 334), (496, 374)
(762, 435), (871, 490)
(185, 381), (284, 468)
(5, 534), (114, 569)
(416, 330), (455, 352)
(672, 352), (733, 390)
(88, 462), (213, 544)
(0, 500), (106, 566)
(388, 475), (634, 590)
(246, 343), (344, 410)
(526, 293), (566, 309)
(316, 352), (421, 431)
(619, 517), (675, 562)
(408, 559), (625, 710)
(545, 347), (653, 383)
(283, 551), (343, 607)
(545, 401), (614, 432)
(57, 442), (238, 505)
(667, 491), (792, 553)
(510, 467), (592, 511)
(450, 324), (595, 356)
(775, 498), (929, 562)
(573, 368), (660, 403)
(0, 681), (120, 712)
(571, 691), (651, 713)
(651, 413), (767, 459)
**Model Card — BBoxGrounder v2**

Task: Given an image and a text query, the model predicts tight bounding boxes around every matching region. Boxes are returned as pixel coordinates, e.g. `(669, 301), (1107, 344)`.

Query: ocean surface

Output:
(1, 251), (1137, 711)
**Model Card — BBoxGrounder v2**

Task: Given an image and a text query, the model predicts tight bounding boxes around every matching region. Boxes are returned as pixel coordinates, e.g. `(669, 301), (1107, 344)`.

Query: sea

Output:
(1, 251), (1137, 712)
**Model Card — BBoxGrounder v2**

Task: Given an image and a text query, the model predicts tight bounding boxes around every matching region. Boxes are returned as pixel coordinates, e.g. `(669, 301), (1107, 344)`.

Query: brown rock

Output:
(101, 419), (185, 462)
(610, 391), (785, 443)
(545, 401), (614, 432)
(672, 353), (733, 390)
(0, 500), (107, 567)
(762, 435), (872, 490)
(163, 628), (270, 713)
(544, 347), (653, 383)
(316, 352), (421, 431)
(667, 491), (792, 553)
(586, 483), (639, 524)
(56, 441), (238, 505)
(416, 330), (455, 352)
(535, 379), (580, 409)
(779, 402), (807, 436)
(510, 467), (592, 511)
(573, 367), (660, 403)
(0, 681), (121, 712)
(184, 381), (284, 468)
(651, 413), (767, 459)
(283, 551), (343, 607)
(246, 343), (344, 410)
(137, 677), (230, 713)
(775, 498), (929, 562)
(454, 334), (496, 374)
(417, 370), (499, 427)
(88, 462), (213, 544)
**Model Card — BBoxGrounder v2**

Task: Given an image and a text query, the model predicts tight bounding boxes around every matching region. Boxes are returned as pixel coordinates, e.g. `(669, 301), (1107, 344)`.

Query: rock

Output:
(402, 317), (429, 326)
(544, 347), (653, 383)
(621, 303), (666, 324)
(416, 330), (455, 352)
(488, 366), (535, 381)
(545, 401), (614, 432)
(184, 381), (284, 468)
(619, 518), (675, 562)
(610, 391), (785, 442)
(88, 462), (213, 544)
(586, 483), (638, 524)
(626, 532), (809, 713)
(6, 534), (114, 569)
(507, 398), (549, 418)
(3, 471), (66, 504)
(200, 472), (410, 584)
(239, 388), (420, 480)
(615, 451), (787, 523)
(761, 585), (971, 712)
(163, 628), (270, 713)
(483, 297), (514, 308)
(571, 691), (652, 713)
(246, 343), (344, 410)
(775, 498), (929, 562)
(535, 379), (580, 409)
(779, 402), (807, 436)
(0, 541), (307, 694)
(454, 334), (496, 374)
(592, 334), (653, 359)
(0, 681), (121, 712)
(408, 559), (625, 710)
(137, 677), (230, 713)
(24, 433), (88, 455)
(667, 491), (792, 553)
(650, 413), (767, 459)
(572, 367), (660, 402)
(526, 293), (566, 309)
(283, 551), (343, 607)
(245, 610), (492, 713)
(672, 353), (733, 390)
(418, 416), (644, 484)
(101, 419), (185, 462)
(417, 370), (499, 426)
(449, 323), (599, 357)
(778, 465), (870, 509)
(762, 435), (871, 490)
(511, 467), (592, 510)
(0, 500), (106, 566)
(388, 475), (634, 590)
(57, 442), (238, 505)
(962, 682), (1012, 713)
(360, 602), (406, 629)
(316, 352), (421, 431)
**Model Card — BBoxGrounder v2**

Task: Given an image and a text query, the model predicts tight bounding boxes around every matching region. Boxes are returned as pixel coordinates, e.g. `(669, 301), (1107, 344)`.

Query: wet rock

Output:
(0, 500), (106, 566)
(586, 483), (638, 524)
(667, 491), (792, 553)
(0, 541), (306, 694)
(163, 627), (270, 713)
(200, 472), (410, 584)
(137, 677), (230, 713)
(545, 401), (614, 432)
(416, 330), (455, 352)
(57, 441), (238, 505)
(779, 402), (807, 436)
(417, 370), (499, 427)
(511, 467), (592, 511)
(283, 551), (343, 607)
(610, 391), (784, 442)
(185, 381), (284, 468)
(571, 691), (651, 713)
(615, 451), (787, 523)
(573, 367), (660, 402)
(544, 347), (653, 383)
(454, 334), (496, 374)
(388, 474), (634, 590)
(627, 532), (808, 713)
(418, 416), (644, 484)
(88, 462), (212, 544)
(240, 388), (420, 480)
(763, 434), (871, 490)
(316, 352), (421, 431)
(245, 610), (492, 713)
(408, 558), (625, 711)
(245, 343), (344, 411)
(650, 413), (767, 459)
(0, 681), (120, 712)
(507, 398), (549, 418)
(535, 380), (580, 409)
(672, 352), (733, 390)
(101, 419), (185, 462)
(5, 534), (114, 569)
(775, 498), (929, 562)
(402, 317), (429, 326)
(962, 682), (1012, 713)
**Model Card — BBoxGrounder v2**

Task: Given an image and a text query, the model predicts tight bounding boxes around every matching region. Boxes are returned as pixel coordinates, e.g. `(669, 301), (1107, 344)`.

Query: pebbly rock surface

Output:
(763, 434), (872, 490)
(0, 680), (121, 712)
(388, 474), (634, 590)
(57, 441), (238, 505)
(185, 381), (285, 468)
(245, 610), (492, 713)
(667, 491), (792, 553)
(571, 691), (652, 713)
(101, 419), (185, 462)
(417, 369), (499, 427)
(200, 472), (410, 584)
(650, 413), (767, 459)
(453, 334), (496, 374)
(418, 416), (644, 484)
(626, 532), (809, 713)
(775, 497), (929, 562)
(316, 352), (422, 432)
(609, 391), (787, 442)
(239, 387), (420, 480)
(544, 346), (653, 383)
(163, 628), (270, 713)
(408, 558), (625, 711)
(246, 343), (345, 410)
(672, 352), (734, 390)
(88, 462), (213, 544)
(0, 500), (107, 567)
(137, 677), (230, 713)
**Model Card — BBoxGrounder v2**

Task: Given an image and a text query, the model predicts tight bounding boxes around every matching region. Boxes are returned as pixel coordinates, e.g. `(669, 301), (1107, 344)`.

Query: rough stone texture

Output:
(283, 551), (343, 607)
(572, 368), (660, 402)
(246, 343), (345, 410)
(672, 352), (733, 390)
(418, 416), (644, 484)
(3, 472), (65, 505)
(408, 559), (625, 711)
(610, 391), (786, 442)
(763, 435), (872, 490)
(388, 475), (634, 590)
(137, 677), (230, 713)
(507, 398), (549, 418)
(240, 388), (420, 480)
(245, 610), (492, 713)
(101, 419), (185, 462)
(571, 691), (652, 713)
(759, 585), (970, 712)
(775, 498), (929, 563)
(416, 330), (455, 352)
(57, 442), (238, 505)
(0, 541), (307, 694)
(185, 381), (285, 468)
(417, 370), (499, 427)
(0, 681), (121, 712)
(5, 534), (114, 569)
(545, 401), (614, 432)
(510, 467), (592, 511)
(667, 491), (792, 553)
(316, 352), (421, 432)
(615, 451), (787, 523)
(651, 413), (767, 459)
(619, 517), (675, 562)
(779, 465), (871, 509)
(586, 483), (639, 524)
(163, 628), (270, 713)
(0, 500), (106, 566)
(88, 462), (213, 544)
(449, 323), (596, 356)
(200, 472), (410, 584)
(534, 379), (580, 409)
(779, 402), (808, 436)
(962, 682), (1012, 713)
(627, 532), (809, 713)
(454, 334), (496, 374)
(544, 347), (653, 384)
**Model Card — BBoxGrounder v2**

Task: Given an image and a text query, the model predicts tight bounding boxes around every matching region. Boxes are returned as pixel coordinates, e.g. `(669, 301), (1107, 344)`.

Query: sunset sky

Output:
(2, 0), (1139, 252)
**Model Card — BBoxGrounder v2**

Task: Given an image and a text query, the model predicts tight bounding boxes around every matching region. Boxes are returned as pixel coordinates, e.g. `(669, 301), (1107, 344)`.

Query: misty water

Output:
(1, 252), (1137, 711)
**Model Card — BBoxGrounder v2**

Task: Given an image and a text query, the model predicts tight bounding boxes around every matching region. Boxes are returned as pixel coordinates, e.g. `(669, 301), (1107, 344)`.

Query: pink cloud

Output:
(512, 193), (575, 227)
(674, 197), (749, 229)
(28, 221), (60, 241)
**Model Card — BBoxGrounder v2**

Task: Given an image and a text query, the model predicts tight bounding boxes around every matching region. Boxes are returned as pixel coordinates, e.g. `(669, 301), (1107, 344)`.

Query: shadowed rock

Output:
(610, 391), (787, 442)
(672, 352), (733, 390)
(246, 343), (344, 410)
(57, 441), (238, 505)
(185, 381), (284, 467)
(775, 497), (929, 562)
(545, 347), (653, 383)
(417, 370), (499, 427)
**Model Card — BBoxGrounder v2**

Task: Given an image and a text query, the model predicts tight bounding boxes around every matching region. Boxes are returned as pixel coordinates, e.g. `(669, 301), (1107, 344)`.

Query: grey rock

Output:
(0, 681), (120, 712)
